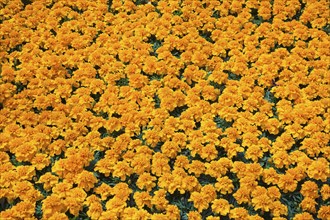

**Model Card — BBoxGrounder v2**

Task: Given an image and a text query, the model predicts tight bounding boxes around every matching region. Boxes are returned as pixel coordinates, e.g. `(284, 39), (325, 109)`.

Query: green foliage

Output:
(59, 16), (74, 25)
(35, 201), (43, 219)
(226, 71), (241, 81)
(214, 116), (233, 131)
(148, 73), (163, 81)
(173, 10), (182, 16)
(0, 198), (11, 212)
(264, 89), (278, 104)
(115, 78), (129, 86)
(169, 105), (188, 117)
(281, 191), (303, 219)
(153, 94), (161, 108)
(209, 81), (226, 93)
(167, 191), (194, 219)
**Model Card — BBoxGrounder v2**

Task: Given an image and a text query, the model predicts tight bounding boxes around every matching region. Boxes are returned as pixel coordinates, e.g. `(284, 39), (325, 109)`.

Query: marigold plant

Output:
(0, 0), (329, 219)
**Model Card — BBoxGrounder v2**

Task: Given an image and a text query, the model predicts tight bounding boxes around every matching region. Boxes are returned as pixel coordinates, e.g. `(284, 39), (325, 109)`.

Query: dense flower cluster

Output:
(0, 0), (329, 219)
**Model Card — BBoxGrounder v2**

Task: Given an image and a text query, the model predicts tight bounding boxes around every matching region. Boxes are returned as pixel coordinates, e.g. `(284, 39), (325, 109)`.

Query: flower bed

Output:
(0, 0), (329, 219)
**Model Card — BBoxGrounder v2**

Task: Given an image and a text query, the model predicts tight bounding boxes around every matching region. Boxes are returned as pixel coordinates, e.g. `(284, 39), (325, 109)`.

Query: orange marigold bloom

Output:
(15, 165), (36, 181)
(188, 160), (206, 177)
(201, 184), (217, 202)
(233, 185), (252, 205)
(205, 158), (231, 178)
(133, 191), (152, 209)
(112, 183), (132, 201)
(320, 185), (330, 201)
(136, 172), (156, 192)
(161, 141), (180, 159)
(189, 191), (210, 212)
(215, 176), (234, 194)
(245, 145), (263, 162)
(75, 170), (98, 192)
(317, 205), (330, 220)
(277, 173), (298, 193)
(293, 212), (314, 220)
(200, 143), (218, 161)
(105, 197), (126, 214)
(13, 142), (37, 162)
(52, 182), (72, 199)
(187, 211), (202, 220)
(64, 197), (83, 217)
(306, 158), (330, 182)
(252, 194), (272, 212)
(212, 198), (231, 216)
(12, 201), (36, 219)
(131, 154), (152, 175)
(270, 201), (288, 217)
(87, 202), (103, 220)
(42, 195), (66, 219)
(267, 186), (281, 201)
(300, 197), (317, 213)
(300, 181), (319, 199)
(229, 207), (249, 220)
(272, 150), (291, 169)
(95, 158), (116, 177)
(151, 189), (169, 211)
(94, 183), (112, 201)
(113, 161), (133, 181)
(151, 152), (171, 177)
(38, 172), (59, 191)
(31, 153), (50, 170)
(48, 212), (69, 220)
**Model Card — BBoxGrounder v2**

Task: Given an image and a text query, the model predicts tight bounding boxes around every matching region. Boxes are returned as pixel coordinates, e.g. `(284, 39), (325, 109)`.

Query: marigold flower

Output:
(245, 145), (263, 162)
(187, 211), (202, 220)
(151, 152), (171, 177)
(105, 197), (127, 214)
(136, 172), (156, 192)
(293, 212), (314, 220)
(95, 158), (116, 177)
(151, 189), (169, 211)
(300, 181), (319, 199)
(229, 207), (249, 220)
(38, 172), (59, 191)
(252, 194), (272, 212)
(215, 176), (234, 194)
(300, 197), (318, 213)
(52, 182), (72, 199)
(317, 205), (330, 220)
(189, 191), (210, 212)
(0, 171), (18, 188)
(306, 158), (329, 182)
(320, 184), (330, 201)
(46, 211), (68, 220)
(161, 141), (180, 159)
(270, 201), (288, 217)
(10, 200), (36, 219)
(233, 186), (251, 205)
(112, 183), (132, 201)
(87, 202), (103, 220)
(200, 143), (218, 161)
(272, 150), (291, 169)
(42, 195), (66, 219)
(278, 173), (298, 193)
(64, 196), (83, 217)
(31, 153), (50, 170)
(212, 198), (231, 216)
(13, 142), (37, 162)
(187, 160), (205, 177)
(205, 159), (230, 178)
(113, 161), (133, 181)
(133, 191), (152, 209)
